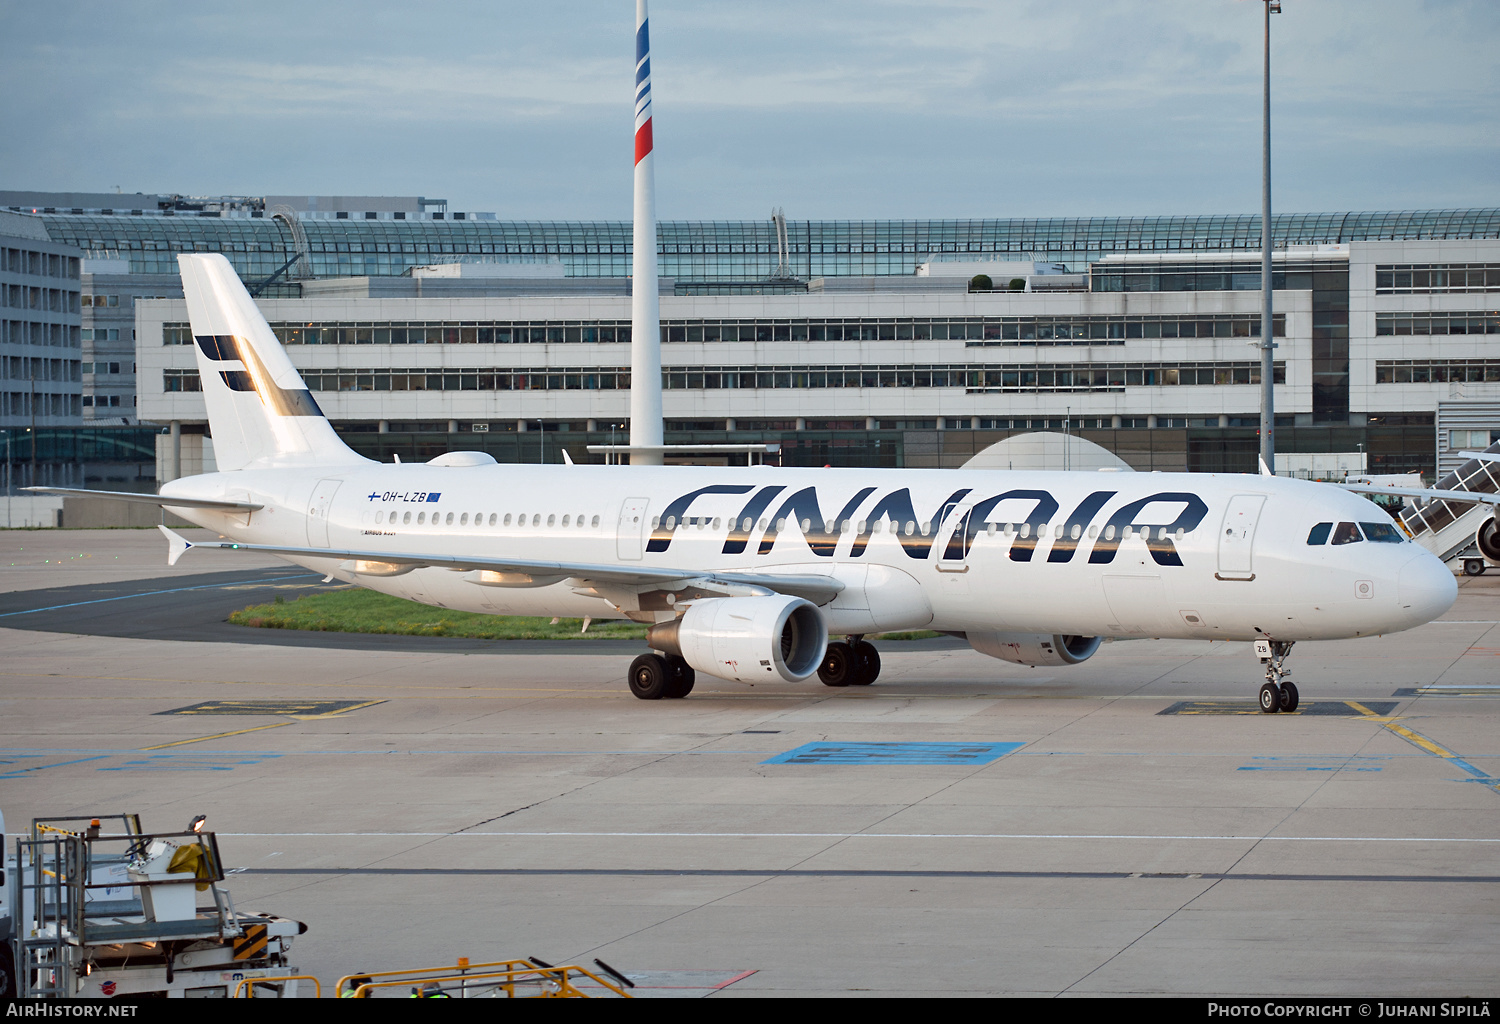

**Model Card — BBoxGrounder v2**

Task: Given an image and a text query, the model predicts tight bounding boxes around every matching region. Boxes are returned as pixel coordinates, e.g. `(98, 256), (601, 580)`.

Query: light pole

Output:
(1259, 0), (1282, 475)
(536, 419), (546, 465)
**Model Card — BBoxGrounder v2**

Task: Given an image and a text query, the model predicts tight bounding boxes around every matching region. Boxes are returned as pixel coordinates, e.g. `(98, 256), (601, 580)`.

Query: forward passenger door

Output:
(617, 498), (650, 560)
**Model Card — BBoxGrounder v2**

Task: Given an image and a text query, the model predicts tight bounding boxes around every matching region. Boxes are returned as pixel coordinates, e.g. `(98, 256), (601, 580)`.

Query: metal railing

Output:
(234, 975), (322, 999)
(331, 959), (631, 999)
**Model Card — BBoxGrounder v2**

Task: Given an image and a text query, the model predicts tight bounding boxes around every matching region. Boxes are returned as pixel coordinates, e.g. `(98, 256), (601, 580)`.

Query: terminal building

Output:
(5, 191), (1498, 482)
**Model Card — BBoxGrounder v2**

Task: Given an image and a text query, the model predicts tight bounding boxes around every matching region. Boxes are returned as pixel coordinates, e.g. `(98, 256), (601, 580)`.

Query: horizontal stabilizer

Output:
(24, 486), (263, 511)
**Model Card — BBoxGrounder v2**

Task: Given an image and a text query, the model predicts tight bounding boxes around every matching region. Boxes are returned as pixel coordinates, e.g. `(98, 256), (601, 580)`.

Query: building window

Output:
(1376, 264), (1500, 294)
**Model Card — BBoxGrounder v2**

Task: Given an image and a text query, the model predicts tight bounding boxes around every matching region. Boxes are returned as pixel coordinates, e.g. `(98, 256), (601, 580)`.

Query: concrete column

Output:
(795, 417), (806, 430)
(723, 418), (735, 432)
(169, 420), (181, 483)
(1147, 415), (1158, 429)
(866, 417), (876, 430)
(516, 419), (527, 432)
(448, 420), (458, 434)
(1219, 414), (1230, 428)
(935, 418), (945, 431)
(1111, 415), (1122, 429)
(378, 420), (389, 433)
(586, 419), (597, 432)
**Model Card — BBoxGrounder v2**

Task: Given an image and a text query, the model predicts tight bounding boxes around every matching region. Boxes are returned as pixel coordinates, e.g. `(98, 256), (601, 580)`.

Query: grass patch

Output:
(228, 587), (648, 640)
(228, 588), (946, 643)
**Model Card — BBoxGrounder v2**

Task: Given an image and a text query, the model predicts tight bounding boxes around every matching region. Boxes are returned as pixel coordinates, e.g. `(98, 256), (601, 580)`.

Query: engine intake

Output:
(648, 595), (827, 684)
(967, 631), (1102, 667)
(1477, 517), (1500, 563)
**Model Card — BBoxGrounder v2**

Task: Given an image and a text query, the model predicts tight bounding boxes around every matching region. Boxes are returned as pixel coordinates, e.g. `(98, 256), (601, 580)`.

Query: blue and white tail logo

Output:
(178, 253), (362, 471)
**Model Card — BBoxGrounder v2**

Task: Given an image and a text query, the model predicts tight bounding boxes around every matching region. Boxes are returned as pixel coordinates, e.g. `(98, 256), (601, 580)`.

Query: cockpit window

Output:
(1331, 521), (1363, 545)
(1307, 522), (1332, 545)
(1360, 521), (1404, 544)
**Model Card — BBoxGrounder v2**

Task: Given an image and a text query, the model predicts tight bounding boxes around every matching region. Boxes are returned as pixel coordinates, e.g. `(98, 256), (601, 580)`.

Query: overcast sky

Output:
(2, 1), (1494, 220)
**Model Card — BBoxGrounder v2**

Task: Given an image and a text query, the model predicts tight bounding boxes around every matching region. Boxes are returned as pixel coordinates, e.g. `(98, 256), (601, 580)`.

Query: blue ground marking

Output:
(1238, 756), (1387, 773)
(0, 573), (316, 619)
(98, 753), (282, 772)
(763, 741), (1024, 766)
(1440, 756), (1496, 785)
(0, 755), (111, 779)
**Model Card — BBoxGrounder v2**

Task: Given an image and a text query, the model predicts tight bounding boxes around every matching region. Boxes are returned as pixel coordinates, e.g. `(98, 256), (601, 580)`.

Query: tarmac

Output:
(2, 528), (1497, 997)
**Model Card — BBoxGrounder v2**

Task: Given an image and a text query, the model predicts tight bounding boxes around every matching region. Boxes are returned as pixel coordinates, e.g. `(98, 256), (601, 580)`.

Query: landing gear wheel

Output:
(850, 640), (881, 686)
(1464, 559), (1486, 577)
(664, 655), (695, 699)
(1259, 682), (1282, 714)
(1278, 680), (1299, 713)
(818, 642), (855, 686)
(628, 652), (672, 700)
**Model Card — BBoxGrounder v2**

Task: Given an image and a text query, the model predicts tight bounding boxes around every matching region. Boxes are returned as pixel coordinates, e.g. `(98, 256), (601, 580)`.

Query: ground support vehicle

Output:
(6, 813), (306, 998)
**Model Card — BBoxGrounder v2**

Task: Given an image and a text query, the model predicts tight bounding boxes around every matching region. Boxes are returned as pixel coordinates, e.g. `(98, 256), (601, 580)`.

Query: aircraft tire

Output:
(1259, 682), (1281, 714)
(1278, 680), (1299, 713)
(1464, 559), (1486, 577)
(850, 641), (881, 686)
(664, 656), (695, 699)
(818, 642), (855, 687)
(629, 653), (673, 700)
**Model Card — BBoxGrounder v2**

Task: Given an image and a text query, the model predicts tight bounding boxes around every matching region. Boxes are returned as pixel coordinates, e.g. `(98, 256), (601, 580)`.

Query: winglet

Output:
(1259, 457), (1274, 477)
(562, 449), (575, 466)
(158, 524), (193, 566)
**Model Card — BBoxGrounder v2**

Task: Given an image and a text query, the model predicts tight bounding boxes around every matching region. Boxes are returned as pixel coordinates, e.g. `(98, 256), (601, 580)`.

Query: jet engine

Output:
(967, 631), (1102, 668)
(1477, 517), (1500, 563)
(648, 595), (827, 684)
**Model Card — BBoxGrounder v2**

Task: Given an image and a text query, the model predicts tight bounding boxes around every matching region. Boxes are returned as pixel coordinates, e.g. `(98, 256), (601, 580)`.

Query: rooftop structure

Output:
(8, 191), (1496, 282)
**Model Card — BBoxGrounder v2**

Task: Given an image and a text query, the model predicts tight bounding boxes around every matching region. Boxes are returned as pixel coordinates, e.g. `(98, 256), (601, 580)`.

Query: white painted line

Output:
(218, 831), (1500, 843)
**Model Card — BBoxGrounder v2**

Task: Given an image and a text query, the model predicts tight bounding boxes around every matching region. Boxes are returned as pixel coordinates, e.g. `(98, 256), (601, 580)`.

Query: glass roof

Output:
(41, 208), (1500, 282)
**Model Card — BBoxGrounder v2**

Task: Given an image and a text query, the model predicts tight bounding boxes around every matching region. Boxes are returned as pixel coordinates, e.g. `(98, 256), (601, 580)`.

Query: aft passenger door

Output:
(1217, 493), (1266, 581)
(616, 497), (650, 560)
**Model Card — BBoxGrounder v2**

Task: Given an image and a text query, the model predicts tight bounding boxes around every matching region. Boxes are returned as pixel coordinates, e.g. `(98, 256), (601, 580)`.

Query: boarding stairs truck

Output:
(3, 811), (307, 998)
(1397, 440), (1500, 577)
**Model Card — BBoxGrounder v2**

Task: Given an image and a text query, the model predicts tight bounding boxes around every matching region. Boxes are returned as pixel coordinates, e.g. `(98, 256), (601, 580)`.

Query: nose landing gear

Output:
(1254, 638), (1298, 714)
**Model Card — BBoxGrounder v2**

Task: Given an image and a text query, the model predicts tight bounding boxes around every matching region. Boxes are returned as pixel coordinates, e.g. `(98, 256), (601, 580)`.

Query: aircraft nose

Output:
(1398, 551), (1457, 626)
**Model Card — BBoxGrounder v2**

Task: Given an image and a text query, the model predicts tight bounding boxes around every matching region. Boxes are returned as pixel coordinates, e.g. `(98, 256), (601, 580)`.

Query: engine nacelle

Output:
(967, 631), (1102, 668)
(648, 595), (827, 684)
(1477, 517), (1500, 563)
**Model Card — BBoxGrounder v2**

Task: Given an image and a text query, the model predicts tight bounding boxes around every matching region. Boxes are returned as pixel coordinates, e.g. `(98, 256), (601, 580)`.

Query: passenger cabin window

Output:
(1307, 522), (1332, 545)
(1360, 522), (1404, 544)
(1331, 522), (1363, 545)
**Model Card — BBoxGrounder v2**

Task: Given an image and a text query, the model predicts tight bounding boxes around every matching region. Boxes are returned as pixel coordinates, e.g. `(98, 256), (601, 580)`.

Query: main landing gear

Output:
(818, 637), (882, 688)
(1255, 638), (1299, 714)
(628, 652), (695, 700)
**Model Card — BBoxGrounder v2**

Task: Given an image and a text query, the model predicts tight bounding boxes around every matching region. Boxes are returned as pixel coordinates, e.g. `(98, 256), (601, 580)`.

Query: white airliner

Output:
(30, 1), (1457, 713)
(31, 251), (1454, 713)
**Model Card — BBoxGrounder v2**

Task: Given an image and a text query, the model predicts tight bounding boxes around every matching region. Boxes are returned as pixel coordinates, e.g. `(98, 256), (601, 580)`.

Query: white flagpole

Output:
(629, 0), (664, 465)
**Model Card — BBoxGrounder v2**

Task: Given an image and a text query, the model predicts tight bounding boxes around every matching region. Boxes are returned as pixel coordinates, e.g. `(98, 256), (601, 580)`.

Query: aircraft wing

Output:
(24, 486), (264, 511)
(157, 526), (844, 605)
(1337, 483), (1500, 507)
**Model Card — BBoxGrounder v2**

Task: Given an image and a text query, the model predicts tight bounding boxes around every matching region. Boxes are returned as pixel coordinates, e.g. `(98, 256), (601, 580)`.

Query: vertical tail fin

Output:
(178, 253), (363, 471)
